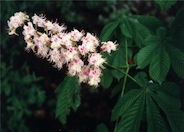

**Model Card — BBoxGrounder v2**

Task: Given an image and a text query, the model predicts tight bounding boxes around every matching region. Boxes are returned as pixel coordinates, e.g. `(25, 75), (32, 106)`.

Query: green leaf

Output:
(100, 69), (113, 89)
(116, 92), (145, 132)
(143, 35), (160, 46)
(149, 46), (170, 84)
(169, 7), (184, 51)
(156, 0), (176, 11)
(134, 15), (164, 33)
(146, 94), (169, 132)
(100, 20), (120, 41)
(166, 44), (184, 79)
(107, 47), (125, 80)
(132, 20), (152, 48)
(157, 91), (181, 109)
(120, 17), (151, 47)
(55, 76), (81, 124)
(156, 27), (167, 39)
(96, 123), (109, 132)
(111, 89), (142, 121)
(111, 69), (124, 81)
(120, 19), (133, 38)
(110, 79), (124, 98)
(151, 92), (184, 132)
(134, 72), (147, 88)
(137, 42), (158, 69)
(160, 82), (180, 98)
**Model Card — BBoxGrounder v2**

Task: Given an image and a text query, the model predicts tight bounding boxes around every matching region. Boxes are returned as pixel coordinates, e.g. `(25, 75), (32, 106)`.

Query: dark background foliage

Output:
(1, 1), (183, 132)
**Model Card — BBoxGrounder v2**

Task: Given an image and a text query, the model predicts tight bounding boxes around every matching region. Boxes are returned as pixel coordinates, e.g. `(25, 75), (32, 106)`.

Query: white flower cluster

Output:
(7, 12), (118, 87)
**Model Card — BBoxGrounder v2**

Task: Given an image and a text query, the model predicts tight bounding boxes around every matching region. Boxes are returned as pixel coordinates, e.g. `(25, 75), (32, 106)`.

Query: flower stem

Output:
(114, 38), (132, 132)
(121, 67), (129, 96)
(105, 63), (137, 84)
(121, 37), (129, 96)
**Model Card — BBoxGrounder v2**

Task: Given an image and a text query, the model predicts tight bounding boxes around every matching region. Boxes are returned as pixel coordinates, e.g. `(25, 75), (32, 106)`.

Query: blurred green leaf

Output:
(96, 123), (109, 132)
(169, 7), (184, 51)
(155, 0), (176, 11)
(166, 44), (184, 79)
(134, 15), (164, 33)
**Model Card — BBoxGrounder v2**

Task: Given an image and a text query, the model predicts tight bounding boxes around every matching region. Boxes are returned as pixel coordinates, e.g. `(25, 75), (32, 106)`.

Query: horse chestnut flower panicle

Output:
(7, 12), (118, 87)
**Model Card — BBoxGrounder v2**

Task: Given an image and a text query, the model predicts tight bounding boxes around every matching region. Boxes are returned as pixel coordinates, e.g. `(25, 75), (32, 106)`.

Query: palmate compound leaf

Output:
(55, 76), (81, 124)
(146, 94), (169, 132)
(166, 44), (184, 79)
(116, 90), (145, 132)
(149, 46), (170, 84)
(111, 89), (142, 121)
(150, 91), (184, 132)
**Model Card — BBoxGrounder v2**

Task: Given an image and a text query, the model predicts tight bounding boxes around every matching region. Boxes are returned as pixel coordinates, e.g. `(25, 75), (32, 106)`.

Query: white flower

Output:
(78, 45), (88, 55)
(39, 33), (49, 45)
(101, 41), (118, 53)
(25, 41), (34, 51)
(55, 56), (66, 69)
(7, 12), (29, 35)
(50, 35), (62, 49)
(49, 23), (66, 34)
(88, 53), (106, 67)
(81, 33), (99, 54)
(33, 34), (49, 57)
(37, 45), (49, 58)
(23, 22), (35, 40)
(32, 14), (46, 27)
(88, 67), (102, 87)
(58, 33), (73, 48)
(70, 29), (84, 42)
(48, 48), (61, 63)
(68, 57), (84, 76)
(33, 35), (42, 45)
(78, 66), (90, 83)
(63, 47), (78, 63)
(45, 20), (54, 30)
